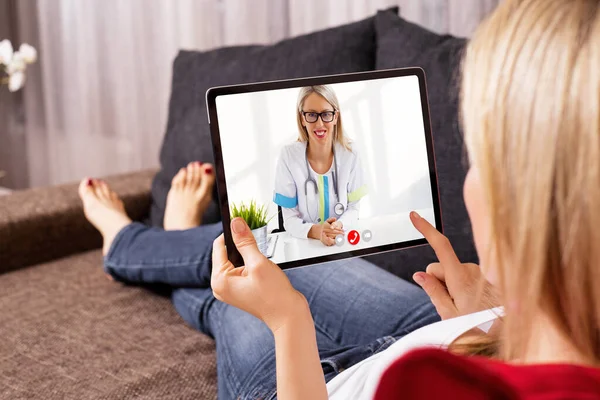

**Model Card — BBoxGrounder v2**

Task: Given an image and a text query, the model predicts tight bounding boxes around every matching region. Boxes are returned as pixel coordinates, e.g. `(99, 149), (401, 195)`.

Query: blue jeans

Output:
(104, 222), (440, 400)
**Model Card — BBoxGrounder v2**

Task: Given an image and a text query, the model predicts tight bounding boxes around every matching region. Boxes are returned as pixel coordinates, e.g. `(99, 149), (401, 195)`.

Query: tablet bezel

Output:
(206, 67), (442, 269)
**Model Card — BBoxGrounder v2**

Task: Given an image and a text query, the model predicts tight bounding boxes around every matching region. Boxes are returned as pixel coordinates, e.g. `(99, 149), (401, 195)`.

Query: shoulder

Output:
(373, 348), (517, 400)
(335, 142), (360, 164)
(374, 348), (600, 400)
(279, 142), (305, 162)
(281, 141), (305, 156)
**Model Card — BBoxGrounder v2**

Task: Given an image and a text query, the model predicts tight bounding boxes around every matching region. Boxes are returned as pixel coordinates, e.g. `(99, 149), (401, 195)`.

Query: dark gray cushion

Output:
(150, 11), (389, 227)
(364, 9), (477, 281)
(150, 46), (261, 228)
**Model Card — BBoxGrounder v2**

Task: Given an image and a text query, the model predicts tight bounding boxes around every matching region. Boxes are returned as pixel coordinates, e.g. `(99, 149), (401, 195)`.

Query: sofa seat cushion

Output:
(0, 250), (217, 399)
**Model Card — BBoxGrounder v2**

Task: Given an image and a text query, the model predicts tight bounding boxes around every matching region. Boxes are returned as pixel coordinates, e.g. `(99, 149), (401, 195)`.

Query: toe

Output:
(90, 179), (105, 200)
(199, 163), (215, 195)
(185, 163), (196, 187)
(95, 180), (109, 200)
(78, 178), (95, 200)
(100, 181), (113, 200)
(203, 163), (215, 183)
(172, 168), (186, 189)
(191, 162), (203, 188)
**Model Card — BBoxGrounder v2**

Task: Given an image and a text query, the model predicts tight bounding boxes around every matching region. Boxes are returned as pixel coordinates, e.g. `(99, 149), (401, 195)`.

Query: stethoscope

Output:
(304, 143), (345, 223)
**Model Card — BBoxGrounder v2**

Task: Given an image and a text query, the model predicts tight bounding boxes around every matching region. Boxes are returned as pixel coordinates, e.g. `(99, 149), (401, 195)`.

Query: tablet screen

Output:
(207, 69), (441, 269)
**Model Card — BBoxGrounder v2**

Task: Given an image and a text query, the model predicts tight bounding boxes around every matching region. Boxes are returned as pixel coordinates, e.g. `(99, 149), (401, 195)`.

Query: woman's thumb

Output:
(231, 218), (263, 265)
(413, 272), (457, 320)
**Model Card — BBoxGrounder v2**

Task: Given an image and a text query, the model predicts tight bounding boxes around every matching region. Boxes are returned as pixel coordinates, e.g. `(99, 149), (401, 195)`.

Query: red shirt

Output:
(374, 348), (600, 399)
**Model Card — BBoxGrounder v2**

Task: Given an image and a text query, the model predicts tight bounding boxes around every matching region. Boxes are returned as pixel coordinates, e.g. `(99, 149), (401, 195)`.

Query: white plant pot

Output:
(252, 225), (268, 256)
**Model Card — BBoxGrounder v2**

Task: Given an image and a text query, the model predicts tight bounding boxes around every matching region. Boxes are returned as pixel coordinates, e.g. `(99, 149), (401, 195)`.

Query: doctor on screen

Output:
(273, 85), (367, 246)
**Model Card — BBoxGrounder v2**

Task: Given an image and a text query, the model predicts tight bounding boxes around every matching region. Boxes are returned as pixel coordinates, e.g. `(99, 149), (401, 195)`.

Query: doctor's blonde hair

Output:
(296, 85), (352, 151)
(453, 0), (600, 362)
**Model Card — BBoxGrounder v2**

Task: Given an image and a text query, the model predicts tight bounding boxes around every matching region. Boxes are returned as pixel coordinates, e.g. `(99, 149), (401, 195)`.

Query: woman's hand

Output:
(308, 217), (344, 246)
(213, 218), (328, 399)
(212, 217), (308, 332)
(410, 212), (500, 320)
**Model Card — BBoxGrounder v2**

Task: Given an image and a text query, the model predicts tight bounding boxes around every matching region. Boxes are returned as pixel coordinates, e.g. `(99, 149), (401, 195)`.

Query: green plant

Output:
(230, 200), (274, 230)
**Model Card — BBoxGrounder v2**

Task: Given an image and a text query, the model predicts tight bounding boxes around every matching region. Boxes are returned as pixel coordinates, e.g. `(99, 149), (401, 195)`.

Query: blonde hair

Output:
(460, 0), (600, 362)
(296, 85), (351, 151)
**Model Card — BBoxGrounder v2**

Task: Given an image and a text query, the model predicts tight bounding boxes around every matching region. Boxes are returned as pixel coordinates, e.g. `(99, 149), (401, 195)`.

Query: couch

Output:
(0, 8), (472, 399)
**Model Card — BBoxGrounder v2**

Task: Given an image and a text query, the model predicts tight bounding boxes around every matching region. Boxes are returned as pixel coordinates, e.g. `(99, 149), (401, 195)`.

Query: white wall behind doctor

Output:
(216, 75), (434, 232)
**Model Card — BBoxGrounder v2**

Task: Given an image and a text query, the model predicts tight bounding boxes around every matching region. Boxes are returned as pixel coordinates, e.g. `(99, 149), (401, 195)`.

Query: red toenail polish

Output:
(196, 161), (203, 166)
(86, 179), (92, 186)
(205, 167), (213, 174)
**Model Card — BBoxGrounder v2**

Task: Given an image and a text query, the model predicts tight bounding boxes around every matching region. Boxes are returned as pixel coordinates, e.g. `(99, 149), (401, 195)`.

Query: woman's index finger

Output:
(409, 212), (460, 267)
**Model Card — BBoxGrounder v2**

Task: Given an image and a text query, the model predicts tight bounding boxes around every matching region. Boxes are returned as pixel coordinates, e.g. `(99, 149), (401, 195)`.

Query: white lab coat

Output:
(273, 141), (367, 238)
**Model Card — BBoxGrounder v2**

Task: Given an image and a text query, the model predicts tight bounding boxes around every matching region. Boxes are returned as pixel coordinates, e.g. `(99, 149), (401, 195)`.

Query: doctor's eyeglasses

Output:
(302, 110), (336, 123)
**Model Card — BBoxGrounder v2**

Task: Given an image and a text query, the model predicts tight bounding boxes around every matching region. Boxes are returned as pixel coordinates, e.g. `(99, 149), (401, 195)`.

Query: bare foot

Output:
(163, 161), (215, 230)
(78, 178), (132, 256)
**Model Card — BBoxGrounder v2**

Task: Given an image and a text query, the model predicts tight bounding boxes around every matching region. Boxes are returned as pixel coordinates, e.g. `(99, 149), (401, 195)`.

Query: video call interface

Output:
(215, 75), (437, 265)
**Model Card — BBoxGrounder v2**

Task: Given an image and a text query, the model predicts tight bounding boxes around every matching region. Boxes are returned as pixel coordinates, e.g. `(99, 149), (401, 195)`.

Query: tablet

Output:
(206, 68), (442, 270)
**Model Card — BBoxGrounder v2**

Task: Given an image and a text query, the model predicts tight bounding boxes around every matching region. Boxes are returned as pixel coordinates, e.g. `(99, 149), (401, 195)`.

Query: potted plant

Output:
(230, 200), (273, 255)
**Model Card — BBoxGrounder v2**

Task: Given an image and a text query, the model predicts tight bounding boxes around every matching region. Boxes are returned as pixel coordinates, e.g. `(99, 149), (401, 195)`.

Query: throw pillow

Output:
(365, 9), (477, 281)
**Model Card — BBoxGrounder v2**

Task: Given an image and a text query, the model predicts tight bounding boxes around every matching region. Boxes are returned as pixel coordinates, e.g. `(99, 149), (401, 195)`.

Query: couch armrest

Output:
(0, 169), (157, 275)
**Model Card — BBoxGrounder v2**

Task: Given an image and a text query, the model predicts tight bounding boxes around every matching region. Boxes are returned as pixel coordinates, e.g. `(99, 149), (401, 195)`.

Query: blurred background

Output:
(0, 0), (499, 191)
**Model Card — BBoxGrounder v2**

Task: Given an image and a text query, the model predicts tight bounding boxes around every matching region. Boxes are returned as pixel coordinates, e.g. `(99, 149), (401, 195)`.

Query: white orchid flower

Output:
(6, 51), (26, 74)
(1, 40), (35, 92)
(19, 43), (37, 64)
(8, 70), (25, 92)
(0, 39), (13, 66)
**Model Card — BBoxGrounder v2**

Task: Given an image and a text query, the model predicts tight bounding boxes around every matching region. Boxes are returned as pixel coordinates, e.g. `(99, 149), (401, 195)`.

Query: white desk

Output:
(268, 208), (436, 264)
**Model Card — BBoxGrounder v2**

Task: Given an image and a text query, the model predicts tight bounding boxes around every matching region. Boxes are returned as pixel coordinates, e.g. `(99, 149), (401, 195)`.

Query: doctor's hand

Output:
(211, 218), (307, 332)
(308, 217), (344, 246)
(409, 211), (499, 320)
(330, 220), (343, 231)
